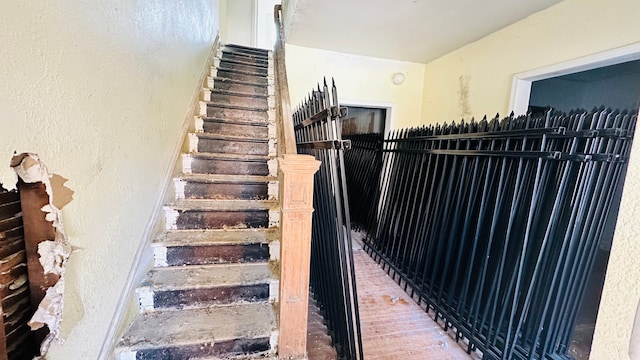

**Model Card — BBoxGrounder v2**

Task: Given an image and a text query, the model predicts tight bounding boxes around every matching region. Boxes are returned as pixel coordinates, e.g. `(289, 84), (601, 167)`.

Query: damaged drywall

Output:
(10, 153), (72, 357)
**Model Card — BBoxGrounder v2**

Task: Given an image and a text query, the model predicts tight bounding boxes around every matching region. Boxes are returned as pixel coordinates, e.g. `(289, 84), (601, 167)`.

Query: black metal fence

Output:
(293, 79), (363, 360)
(343, 133), (384, 232)
(347, 108), (636, 359)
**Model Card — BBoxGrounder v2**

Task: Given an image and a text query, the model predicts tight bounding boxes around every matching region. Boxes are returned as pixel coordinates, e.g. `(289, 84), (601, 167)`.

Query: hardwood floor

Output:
(352, 235), (479, 360)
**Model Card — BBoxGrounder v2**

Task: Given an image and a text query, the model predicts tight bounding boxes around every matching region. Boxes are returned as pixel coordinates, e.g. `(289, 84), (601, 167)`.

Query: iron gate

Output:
(293, 79), (363, 360)
(347, 108), (636, 359)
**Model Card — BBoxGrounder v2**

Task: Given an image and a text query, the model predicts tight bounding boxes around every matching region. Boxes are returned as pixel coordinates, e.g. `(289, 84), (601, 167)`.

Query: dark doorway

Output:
(528, 60), (640, 360)
(529, 59), (640, 113)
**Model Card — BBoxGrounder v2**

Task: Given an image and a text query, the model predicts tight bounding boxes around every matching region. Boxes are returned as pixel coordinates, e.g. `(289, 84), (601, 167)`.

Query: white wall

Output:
(0, 1), (219, 358)
(285, 44), (425, 130)
(223, 0), (255, 46)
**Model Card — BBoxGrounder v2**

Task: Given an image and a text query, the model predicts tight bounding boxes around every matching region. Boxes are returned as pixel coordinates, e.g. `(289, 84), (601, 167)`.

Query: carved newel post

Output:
(277, 154), (321, 359)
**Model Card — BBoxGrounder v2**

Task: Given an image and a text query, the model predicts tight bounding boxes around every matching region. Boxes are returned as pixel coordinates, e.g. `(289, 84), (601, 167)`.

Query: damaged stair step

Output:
(182, 153), (273, 176)
(114, 303), (277, 360)
(216, 50), (268, 66)
(224, 43), (270, 54)
(154, 228), (279, 247)
(214, 68), (268, 85)
(206, 87), (270, 105)
(174, 174), (277, 200)
(167, 199), (277, 211)
(136, 263), (277, 311)
(218, 57), (268, 70)
(151, 229), (278, 267)
(207, 91), (268, 110)
(209, 77), (268, 96)
(189, 133), (270, 156)
(164, 199), (278, 230)
(216, 61), (268, 76)
(205, 104), (269, 123)
(221, 50), (269, 61)
(195, 117), (269, 139)
(222, 45), (270, 59)
(203, 101), (268, 113)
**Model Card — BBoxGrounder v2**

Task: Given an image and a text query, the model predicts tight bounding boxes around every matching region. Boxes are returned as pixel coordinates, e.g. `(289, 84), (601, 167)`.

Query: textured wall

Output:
(0, 1), (219, 358)
(418, 0), (640, 358)
(285, 44), (425, 129)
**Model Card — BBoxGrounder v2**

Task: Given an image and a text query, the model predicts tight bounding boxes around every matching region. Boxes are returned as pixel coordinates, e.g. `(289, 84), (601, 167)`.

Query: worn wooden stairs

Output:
(114, 44), (281, 360)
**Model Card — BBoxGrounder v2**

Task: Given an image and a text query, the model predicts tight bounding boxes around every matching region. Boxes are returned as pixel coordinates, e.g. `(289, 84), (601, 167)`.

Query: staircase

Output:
(114, 44), (281, 360)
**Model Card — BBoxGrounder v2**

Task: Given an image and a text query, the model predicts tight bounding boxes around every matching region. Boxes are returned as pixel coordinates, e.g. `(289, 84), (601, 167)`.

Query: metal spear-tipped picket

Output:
(342, 107), (636, 360)
(293, 78), (363, 360)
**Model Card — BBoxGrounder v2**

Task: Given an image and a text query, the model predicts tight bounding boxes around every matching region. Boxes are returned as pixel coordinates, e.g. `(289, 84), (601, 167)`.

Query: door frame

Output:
(509, 42), (640, 116)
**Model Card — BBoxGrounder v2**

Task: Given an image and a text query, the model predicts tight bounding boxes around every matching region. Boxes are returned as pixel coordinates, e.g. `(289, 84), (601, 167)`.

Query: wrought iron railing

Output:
(293, 79), (363, 360)
(346, 108), (636, 359)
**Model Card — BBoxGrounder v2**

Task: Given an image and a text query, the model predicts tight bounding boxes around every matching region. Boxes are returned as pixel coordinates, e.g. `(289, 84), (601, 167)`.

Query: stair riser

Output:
(195, 138), (268, 156)
(220, 58), (269, 70)
(210, 93), (268, 109)
(213, 80), (268, 96)
(200, 121), (268, 138)
(146, 284), (269, 310)
(188, 159), (269, 176)
(129, 337), (271, 360)
(216, 69), (268, 85)
(223, 48), (269, 59)
(182, 183), (268, 200)
(221, 52), (268, 64)
(219, 61), (268, 75)
(207, 107), (269, 122)
(174, 211), (269, 230)
(162, 243), (270, 265)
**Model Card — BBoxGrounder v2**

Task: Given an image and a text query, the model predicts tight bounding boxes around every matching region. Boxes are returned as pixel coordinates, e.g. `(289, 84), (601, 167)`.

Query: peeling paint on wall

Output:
(10, 153), (72, 357)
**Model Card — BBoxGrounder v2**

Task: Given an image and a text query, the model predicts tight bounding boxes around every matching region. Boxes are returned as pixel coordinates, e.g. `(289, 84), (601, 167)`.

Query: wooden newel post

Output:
(277, 154), (321, 359)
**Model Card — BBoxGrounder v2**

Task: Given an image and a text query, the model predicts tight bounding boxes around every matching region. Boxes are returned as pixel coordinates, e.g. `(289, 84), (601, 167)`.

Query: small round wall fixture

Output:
(392, 72), (405, 85)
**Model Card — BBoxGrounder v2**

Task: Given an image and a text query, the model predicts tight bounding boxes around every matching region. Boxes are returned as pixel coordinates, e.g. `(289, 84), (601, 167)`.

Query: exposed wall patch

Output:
(10, 153), (72, 357)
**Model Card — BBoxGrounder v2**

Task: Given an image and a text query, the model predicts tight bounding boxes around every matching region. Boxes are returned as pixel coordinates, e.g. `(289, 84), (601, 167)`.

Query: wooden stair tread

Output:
(218, 57), (269, 69)
(216, 66), (268, 78)
(183, 152), (272, 162)
(176, 174), (275, 183)
(139, 263), (275, 290)
(210, 88), (269, 99)
(165, 199), (277, 211)
(115, 303), (276, 351)
(191, 132), (268, 142)
(204, 101), (269, 112)
(210, 76), (268, 88)
(198, 116), (269, 127)
(153, 229), (278, 247)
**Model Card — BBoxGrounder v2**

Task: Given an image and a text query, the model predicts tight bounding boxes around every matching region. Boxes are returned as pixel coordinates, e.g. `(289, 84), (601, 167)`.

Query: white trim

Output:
(340, 99), (395, 135)
(509, 42), (640, 116)
(97, 35), (221, 360)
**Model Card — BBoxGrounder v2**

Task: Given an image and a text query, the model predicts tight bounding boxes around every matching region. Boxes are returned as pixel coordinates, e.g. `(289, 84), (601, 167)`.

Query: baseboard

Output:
(97, 33), (221, 360)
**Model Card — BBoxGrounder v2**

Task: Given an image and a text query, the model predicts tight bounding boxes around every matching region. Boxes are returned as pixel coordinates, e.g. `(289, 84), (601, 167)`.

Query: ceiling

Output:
(282, 0), (565, 63)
